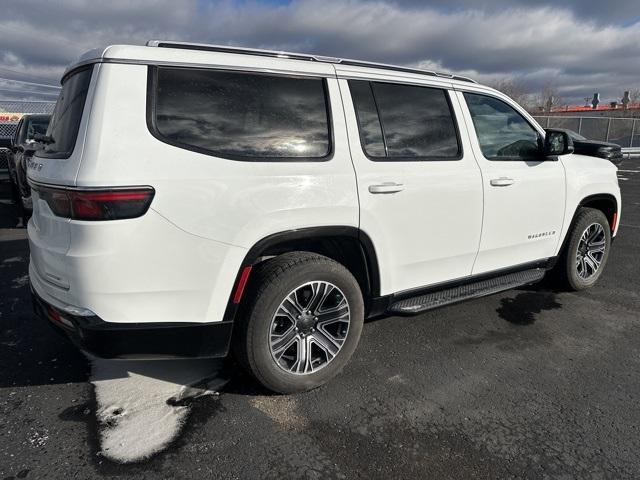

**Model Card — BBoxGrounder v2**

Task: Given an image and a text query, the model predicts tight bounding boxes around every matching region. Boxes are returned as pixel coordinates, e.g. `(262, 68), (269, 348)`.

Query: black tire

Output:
(16, 161), (32, 217)
(13, 172), (28, 224)
(234, 252), (364, 394)
(553, 207), (611, 291)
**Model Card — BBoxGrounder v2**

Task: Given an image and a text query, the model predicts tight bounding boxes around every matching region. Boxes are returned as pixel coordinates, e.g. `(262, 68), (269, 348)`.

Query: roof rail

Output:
(146, 40), (477, 84)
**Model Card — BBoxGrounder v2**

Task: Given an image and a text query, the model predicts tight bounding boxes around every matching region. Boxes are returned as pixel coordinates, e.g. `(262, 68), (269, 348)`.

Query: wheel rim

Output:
(269, 281), (350, 375)
(576, 222), (606, 280)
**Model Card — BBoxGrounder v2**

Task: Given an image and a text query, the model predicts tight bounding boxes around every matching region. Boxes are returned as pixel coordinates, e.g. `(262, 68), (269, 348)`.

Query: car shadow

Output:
(497, 278), (563, 325)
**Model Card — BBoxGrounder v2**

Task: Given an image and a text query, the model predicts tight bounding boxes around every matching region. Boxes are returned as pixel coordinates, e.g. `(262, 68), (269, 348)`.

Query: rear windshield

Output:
(39, 66), (93, 158)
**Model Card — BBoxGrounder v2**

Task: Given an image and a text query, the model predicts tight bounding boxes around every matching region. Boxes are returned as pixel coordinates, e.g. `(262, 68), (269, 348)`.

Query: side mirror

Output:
(544, 129), (574, 157)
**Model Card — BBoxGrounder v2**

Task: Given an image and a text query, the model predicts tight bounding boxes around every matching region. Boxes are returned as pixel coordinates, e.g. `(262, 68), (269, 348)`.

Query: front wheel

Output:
(554, 207), (612, 291)
(234, 252), (364, 394)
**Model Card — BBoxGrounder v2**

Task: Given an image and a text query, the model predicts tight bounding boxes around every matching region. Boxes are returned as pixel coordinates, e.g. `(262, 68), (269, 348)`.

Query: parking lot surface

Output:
(1, 160), (639, 479)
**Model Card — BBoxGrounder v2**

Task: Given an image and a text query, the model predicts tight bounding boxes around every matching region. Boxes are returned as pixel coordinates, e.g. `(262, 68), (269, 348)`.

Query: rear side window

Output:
(150, 67), (332, 160)
(39, 66), (93, 158)
(348, 80), (461, 160)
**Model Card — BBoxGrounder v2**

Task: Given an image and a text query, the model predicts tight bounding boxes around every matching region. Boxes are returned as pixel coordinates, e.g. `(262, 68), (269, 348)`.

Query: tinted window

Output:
(373, 82), (460, 158)
(40, 67), (93, 158)
(348, 80), (385, 157)
(349, 80), (460, 160)
(153, 67), (331, 159)
(464, 93), (541, 160)
(21, 118), (49, 144)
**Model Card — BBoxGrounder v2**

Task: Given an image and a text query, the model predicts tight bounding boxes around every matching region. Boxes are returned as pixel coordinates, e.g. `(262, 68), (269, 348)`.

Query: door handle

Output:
(368, 182), (404, 194)
(490, 177), (515, 187)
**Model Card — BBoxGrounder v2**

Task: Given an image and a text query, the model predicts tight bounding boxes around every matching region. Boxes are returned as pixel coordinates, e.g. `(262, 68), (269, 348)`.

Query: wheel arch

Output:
(222, 226), (381, 322)
(558, 193), (618, 256)
(578, 194), (618, 230)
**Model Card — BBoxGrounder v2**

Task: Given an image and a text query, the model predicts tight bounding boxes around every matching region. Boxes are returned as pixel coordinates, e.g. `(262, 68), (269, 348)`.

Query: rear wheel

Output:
(554, 207), (611, 291)
(234, 252), (364, 394)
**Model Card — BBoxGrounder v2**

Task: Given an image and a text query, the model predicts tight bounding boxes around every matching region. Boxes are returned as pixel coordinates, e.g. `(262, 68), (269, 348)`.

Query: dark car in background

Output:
(565, 129), (624, 165)
(8, 114), (50, 214)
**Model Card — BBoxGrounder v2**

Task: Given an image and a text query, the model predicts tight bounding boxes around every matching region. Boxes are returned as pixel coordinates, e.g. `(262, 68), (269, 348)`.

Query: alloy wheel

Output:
(269, 281), (350, 375)
(576, 222), (606, 280)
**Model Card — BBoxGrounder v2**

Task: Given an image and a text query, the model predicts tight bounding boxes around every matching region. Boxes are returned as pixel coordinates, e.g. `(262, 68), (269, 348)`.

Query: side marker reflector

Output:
(233, 266), (253, 304)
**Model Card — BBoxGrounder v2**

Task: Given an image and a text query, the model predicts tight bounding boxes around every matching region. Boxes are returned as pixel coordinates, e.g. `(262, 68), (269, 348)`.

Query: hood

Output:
(572, 140), (623, 165)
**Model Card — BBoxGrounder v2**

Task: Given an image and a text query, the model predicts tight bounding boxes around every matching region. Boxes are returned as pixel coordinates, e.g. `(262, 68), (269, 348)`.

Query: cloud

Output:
(0, 0), (638, 103)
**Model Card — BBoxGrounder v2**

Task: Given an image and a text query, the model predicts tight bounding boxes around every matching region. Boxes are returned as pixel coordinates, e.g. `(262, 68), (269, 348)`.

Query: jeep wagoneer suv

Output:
(29, 41), (621, 393)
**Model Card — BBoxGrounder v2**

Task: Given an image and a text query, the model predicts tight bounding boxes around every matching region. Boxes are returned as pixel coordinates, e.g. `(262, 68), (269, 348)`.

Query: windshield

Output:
(39, 66), (93, 158)
(567, 130), (586, 141)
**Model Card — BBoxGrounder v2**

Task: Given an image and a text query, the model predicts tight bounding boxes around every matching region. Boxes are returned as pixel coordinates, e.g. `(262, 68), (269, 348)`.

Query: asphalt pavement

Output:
(1, 160), (639, 479)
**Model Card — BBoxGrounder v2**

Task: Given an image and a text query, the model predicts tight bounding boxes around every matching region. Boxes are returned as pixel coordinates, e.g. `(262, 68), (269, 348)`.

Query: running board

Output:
(387, 268), (546, 315)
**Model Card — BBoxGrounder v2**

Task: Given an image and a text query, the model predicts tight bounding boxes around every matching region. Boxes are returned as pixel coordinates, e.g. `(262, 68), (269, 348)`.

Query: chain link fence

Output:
(3, 105), (638, 174)
(533, 115), (640, 151)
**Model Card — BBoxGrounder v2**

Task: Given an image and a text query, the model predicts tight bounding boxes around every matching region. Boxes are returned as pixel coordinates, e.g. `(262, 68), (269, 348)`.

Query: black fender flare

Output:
(221, 226), (380, 323)
(557, 193), (618, 257)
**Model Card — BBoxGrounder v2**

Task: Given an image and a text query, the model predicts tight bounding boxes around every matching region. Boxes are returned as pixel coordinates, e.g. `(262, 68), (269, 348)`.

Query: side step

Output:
(388, 268), (546, 315)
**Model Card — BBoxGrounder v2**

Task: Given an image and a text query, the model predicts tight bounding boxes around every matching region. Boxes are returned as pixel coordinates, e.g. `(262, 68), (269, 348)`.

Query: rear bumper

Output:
(30, 284), (233, 359)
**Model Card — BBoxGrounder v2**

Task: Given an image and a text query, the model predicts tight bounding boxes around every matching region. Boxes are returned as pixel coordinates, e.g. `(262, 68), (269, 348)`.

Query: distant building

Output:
(535, 91), (640, 118)
(543, 103), (640, 118)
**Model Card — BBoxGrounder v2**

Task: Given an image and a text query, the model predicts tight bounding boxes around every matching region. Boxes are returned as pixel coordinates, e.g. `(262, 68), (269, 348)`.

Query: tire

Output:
(13, 171), (29, 223)
(234, 252), (364, 394)
(16, 161), (32, 216)
(554, 207), (612, 291)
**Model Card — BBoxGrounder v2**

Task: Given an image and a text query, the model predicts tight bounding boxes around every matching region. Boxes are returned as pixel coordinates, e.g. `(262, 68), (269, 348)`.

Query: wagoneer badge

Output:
(528, 231), (556, 240)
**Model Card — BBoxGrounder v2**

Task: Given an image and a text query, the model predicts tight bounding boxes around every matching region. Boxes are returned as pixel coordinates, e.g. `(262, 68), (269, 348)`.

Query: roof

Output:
(64, 41), (477, 86)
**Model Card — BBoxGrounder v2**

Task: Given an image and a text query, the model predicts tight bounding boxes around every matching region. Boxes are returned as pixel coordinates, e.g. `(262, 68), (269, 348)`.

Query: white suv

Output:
(28, 41), (621, 393)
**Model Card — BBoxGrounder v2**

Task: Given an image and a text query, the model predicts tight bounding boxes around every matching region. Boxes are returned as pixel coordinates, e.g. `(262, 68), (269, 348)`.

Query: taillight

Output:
(32, 184), (155, 221)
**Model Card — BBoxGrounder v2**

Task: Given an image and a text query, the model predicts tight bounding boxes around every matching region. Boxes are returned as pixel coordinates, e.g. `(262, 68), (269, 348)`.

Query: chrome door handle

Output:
(368, 183), (404, 194)
(490, 177), (515, 187)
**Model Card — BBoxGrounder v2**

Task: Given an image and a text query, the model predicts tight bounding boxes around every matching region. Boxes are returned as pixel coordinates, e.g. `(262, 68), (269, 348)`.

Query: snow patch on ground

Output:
(28, 428), (49, 447)
(90, 357), (226, 463)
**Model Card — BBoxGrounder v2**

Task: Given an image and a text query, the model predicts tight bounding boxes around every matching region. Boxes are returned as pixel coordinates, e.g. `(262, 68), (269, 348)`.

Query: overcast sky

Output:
(1, 0), (639, 104)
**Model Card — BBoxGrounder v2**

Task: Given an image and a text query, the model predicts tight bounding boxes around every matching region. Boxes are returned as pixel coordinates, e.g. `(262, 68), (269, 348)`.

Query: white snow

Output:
(28, 428), (49, 447)
(90, 357), (226, 463)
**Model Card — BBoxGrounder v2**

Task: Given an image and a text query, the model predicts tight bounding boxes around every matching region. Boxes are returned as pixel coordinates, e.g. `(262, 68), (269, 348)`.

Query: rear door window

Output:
(348, 80), (461, 160)
(39, 66), (93, 158)
(150, 67), (332, 161)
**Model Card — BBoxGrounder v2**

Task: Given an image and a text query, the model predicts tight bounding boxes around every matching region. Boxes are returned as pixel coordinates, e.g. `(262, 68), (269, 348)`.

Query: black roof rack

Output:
(146, 40), (477, 84)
